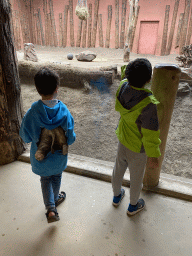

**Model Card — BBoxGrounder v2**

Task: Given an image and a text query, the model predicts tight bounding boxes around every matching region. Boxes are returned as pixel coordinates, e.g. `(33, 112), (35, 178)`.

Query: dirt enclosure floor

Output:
(18, 46), (192, 180)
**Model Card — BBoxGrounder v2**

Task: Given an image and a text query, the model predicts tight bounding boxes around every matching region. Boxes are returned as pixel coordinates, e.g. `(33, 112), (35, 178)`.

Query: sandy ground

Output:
(18, 46), (192, 179)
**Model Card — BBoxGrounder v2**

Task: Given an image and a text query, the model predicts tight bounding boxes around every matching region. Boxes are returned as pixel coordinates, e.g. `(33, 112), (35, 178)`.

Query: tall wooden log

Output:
(28, 0), (34, 43)
(186, 8), (192, 45)
(82, 19), (87, 48)
(35, 12), (41, 45)
(166, 0), (180, 55)
(38, 8), (45, 46)
(43, 0), (49, 46)
(175, 13), (184, 48)
(105, 5), (113, 48)
(63, 5), (69, 47)
(143, 64), (181, 188)
(92, 0), (100, 47)
(129, 5), (140, 51)
(98, 14), (104, 47)
(120, 0), (127, 49)
(59, 13), (63, 47)
(31, 7), (37, 45)
(87, 3), (92, 47)
(179, 0), (191, 54)
(69, 0), (75, 47)
(115, 0), (119, 49)
(161, 5), (170, 56)
(48, 0), (58, 47)
(76, 19), (83, 47)
(0, 0), (25, 165)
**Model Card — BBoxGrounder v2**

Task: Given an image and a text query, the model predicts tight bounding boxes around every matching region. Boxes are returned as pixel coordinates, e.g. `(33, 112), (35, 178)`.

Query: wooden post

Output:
(82, 19), (87, 48)
(98, 14), (104, 47)
(105, 5), (113, 48)
(48, 0), (58, 47)
(143, 64), (181, 188)
(35, 12), (41, 45)
(0, 0), (25, 165)
(175, 13), (184, 48)
(120, 0), (127, 49)
(69, 0), (75, 47)
(115, 0), (119, 49)
(43, 0), (49, 46)
(87, 3), (92, 47)
(161, 5), (170, 56)
(166, 0), (180, 55)
(129, 5), (140, 51)
(76, 19), (83, 47)
(186, 8), (192, 45)
(92, 0), (100, 47)
(59, 13), (63, 47)
(31, 7), (37, 45)
(179, 0), (191, 54)
(38, 8), (45, 46)
(63, 5), (69, 47)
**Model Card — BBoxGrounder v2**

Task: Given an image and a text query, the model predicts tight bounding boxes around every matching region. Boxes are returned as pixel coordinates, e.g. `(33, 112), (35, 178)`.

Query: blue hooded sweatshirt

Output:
(19, 100), (76, 176)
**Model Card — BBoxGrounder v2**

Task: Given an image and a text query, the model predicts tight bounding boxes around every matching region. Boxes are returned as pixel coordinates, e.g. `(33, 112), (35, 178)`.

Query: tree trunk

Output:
(0, 0), (25, 165)
(186, 8), (192, 45)
(175, 13), (184, 48)
(92, 0), (100, 47)
(161, 5), (170, 56)
(105, 5), (112, 48)
(166, 0), (180, 55)
(120, 0), (127, 49)
(87, 3), (92, 47)
(115, 0), (119, 49)
(179, 0), (191, 54)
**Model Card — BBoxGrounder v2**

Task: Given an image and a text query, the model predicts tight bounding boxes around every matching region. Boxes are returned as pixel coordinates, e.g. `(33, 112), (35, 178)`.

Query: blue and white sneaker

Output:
(127, 198), (145, 216)
(112, 188), (125, 207)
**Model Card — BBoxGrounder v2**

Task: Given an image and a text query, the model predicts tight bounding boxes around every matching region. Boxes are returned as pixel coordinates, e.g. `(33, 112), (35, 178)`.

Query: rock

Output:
(180, 69), (192, 80)
(177, 82), (191, 96)
(76, 51), (97, 62)
(67, 53), (73, 60)
(24, 43), (38, 62)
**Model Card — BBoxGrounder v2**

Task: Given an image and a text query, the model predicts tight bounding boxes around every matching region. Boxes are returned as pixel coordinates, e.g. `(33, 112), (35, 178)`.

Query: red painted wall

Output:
(12, 0), (190, 56)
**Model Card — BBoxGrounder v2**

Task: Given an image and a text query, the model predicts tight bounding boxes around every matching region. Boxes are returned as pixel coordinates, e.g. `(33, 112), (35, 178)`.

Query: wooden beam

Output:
(38, 8), (45, 46)
(166, 0), (180, 55)
(87, 3), (92, 47)
(175, 13), (184, 48)
(43, 0), (49, 46)
(161, 5), (170, 56)
(59, 13), (63, 47)
(69, 0), (75, 47)
(63, 5), (69, 47)
(48, 0), (58, 47)
(115, 0), (119, 49)
(82, 19), (88, 48)
(105, 5), (112, 48)
(76, 19), (83, 47)
(186, 8), (192, 45)
(98, 14), (104, 47)
(120, 0), (127, 49)
(92, 0), (100, 47)
(129, 5), (140, 51)
(179, 0), (191, 54)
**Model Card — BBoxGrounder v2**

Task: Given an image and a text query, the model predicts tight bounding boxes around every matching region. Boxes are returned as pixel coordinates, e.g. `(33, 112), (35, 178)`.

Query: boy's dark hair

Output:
(34, 67), (59, 96)
(125, 58), (152, 88)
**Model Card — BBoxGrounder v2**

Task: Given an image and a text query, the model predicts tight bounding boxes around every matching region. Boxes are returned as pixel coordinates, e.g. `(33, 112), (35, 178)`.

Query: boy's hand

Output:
(148, 157), (159, 169)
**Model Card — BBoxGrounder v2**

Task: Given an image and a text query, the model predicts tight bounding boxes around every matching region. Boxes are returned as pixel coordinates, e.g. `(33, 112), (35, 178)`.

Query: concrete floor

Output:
(1, 161), (192, 256)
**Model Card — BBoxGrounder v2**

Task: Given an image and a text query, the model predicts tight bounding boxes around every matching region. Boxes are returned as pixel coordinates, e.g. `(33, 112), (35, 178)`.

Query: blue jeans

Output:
(40, 173), (62, 209)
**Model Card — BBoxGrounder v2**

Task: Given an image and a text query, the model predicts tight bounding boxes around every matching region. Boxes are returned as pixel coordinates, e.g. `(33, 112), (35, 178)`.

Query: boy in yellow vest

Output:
(112, 58), (161, 216)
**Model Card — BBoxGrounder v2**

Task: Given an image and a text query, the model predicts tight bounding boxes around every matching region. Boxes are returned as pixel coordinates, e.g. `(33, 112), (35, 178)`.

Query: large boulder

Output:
(76, 51), (97, 62)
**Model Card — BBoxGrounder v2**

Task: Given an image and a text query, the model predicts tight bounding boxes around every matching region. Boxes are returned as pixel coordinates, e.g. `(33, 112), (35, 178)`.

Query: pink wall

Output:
(12, 0), (190, 56)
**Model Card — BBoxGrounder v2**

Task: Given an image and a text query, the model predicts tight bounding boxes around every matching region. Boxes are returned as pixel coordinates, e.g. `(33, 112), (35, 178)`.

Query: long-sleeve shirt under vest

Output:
(115, 79), (161, 158)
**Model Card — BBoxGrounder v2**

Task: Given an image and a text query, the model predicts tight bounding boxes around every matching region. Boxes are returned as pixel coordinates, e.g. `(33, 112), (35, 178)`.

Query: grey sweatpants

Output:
(112, 141), (147, 205)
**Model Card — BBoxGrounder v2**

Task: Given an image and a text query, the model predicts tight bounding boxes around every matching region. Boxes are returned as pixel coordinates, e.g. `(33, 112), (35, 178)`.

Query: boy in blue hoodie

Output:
(112, 58), (161, 216)
(20, 67), (76, 223)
